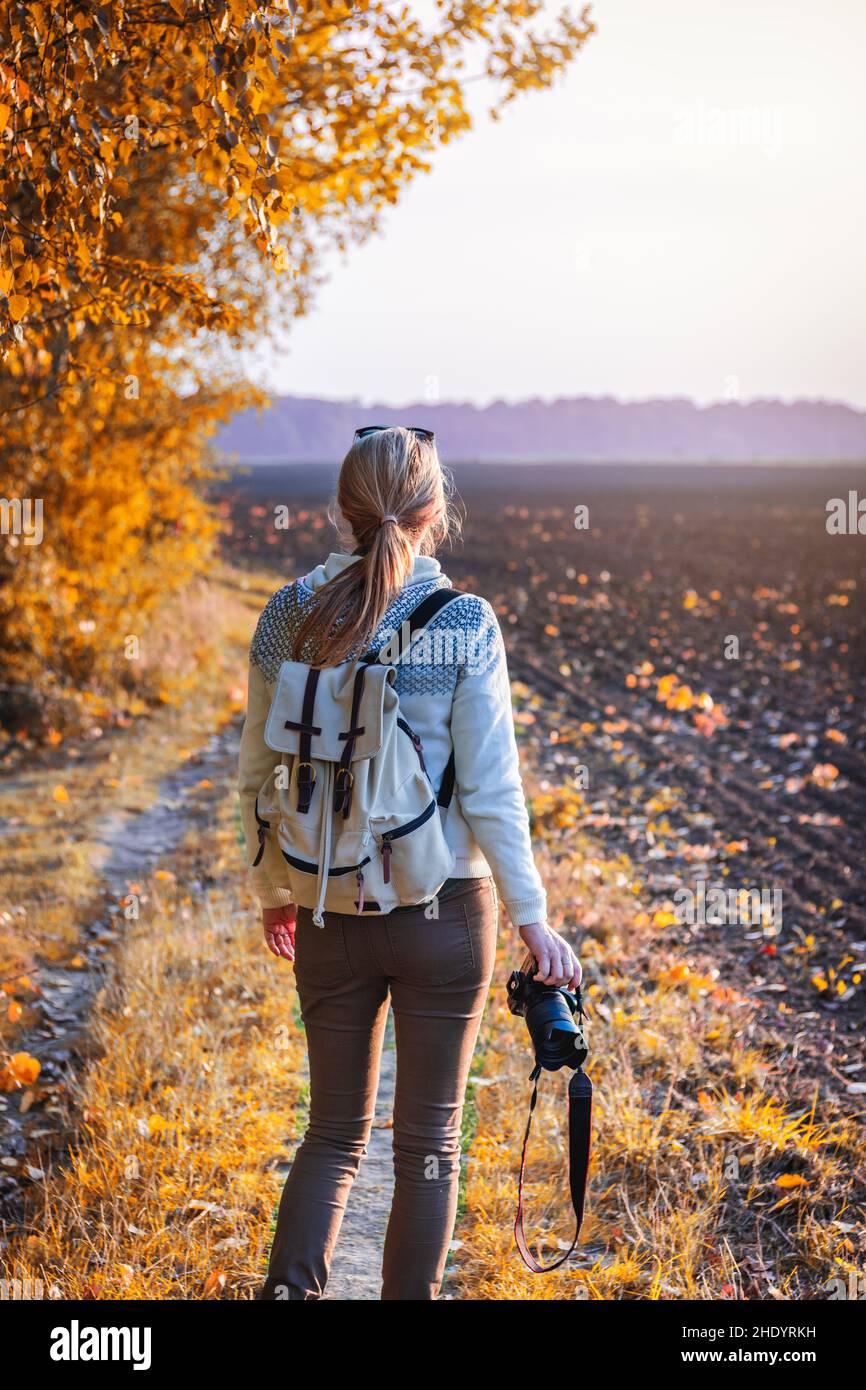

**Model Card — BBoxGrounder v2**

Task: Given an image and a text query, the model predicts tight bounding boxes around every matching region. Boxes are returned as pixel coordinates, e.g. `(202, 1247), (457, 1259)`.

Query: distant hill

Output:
(215, 394), (866, 465)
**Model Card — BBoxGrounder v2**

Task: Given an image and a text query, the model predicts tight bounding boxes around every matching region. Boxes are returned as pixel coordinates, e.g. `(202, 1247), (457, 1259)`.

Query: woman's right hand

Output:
(263, 904), (297, 962)
(518, 921), (581, 990)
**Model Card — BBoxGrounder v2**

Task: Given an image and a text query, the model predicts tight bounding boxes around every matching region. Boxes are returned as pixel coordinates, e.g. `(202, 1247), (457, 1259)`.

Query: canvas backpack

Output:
(254, 588), (465, 925)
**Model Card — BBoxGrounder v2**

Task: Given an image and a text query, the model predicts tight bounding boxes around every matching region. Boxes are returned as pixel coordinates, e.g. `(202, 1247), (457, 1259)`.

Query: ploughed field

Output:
(218, 461), (866, 1093)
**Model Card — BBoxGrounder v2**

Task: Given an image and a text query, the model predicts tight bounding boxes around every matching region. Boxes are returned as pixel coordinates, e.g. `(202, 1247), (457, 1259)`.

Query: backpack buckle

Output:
(295, 761), (316, 813)
(334, 766), (354, 817)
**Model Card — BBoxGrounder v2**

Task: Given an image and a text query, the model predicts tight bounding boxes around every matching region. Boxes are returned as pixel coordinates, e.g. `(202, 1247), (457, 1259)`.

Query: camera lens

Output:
(525, 990), (586, 1071)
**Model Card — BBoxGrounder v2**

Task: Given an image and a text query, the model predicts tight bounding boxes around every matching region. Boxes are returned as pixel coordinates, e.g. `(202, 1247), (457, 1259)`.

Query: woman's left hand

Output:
(263, 904), (297, 961)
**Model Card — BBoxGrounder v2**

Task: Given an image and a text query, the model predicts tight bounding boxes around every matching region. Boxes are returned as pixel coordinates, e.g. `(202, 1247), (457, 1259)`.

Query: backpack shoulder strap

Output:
(361, 586), (465, 666)
(362, 586), (466, 810)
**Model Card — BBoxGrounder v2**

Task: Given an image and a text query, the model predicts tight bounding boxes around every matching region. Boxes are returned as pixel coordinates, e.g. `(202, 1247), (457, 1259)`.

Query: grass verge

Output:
(450, 780), (865, 1300)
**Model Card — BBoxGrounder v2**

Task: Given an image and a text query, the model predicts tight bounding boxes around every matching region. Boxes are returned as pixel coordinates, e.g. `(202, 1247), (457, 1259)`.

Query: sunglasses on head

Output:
(354, 424), (435, 443)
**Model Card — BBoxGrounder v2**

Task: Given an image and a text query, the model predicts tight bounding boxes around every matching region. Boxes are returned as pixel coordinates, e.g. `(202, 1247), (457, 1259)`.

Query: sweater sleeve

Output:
(448, 599), (547, 927)
(237, 658), (294, 909)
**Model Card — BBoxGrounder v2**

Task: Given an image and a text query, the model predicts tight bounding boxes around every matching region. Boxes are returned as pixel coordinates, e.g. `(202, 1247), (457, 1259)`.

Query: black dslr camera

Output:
(506, 960), (588, 1072)
(507, 954), (592, 1274)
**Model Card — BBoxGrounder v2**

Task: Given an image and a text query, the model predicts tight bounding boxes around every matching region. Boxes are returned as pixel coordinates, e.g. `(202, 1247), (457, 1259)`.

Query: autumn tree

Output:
(0, 0), (594, 726)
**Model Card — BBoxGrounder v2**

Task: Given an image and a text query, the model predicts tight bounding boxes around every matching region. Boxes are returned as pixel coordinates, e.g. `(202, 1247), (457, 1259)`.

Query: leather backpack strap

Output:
(286, 667), (320, 814)
(334, 663), (368, 819)
(363, 586), (465, 810)
(514, 1066), (593, 1274)
(436, 750), (456, 810)
(361, 586), (465, 666)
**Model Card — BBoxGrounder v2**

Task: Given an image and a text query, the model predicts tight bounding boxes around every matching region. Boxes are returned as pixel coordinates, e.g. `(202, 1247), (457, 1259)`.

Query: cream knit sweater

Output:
(237, 551), (547, 927)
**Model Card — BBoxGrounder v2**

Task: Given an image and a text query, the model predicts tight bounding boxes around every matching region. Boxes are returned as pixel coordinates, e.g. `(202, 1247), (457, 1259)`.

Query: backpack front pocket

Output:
(370, 799), (455, 906)
(279, 829), (373, 915)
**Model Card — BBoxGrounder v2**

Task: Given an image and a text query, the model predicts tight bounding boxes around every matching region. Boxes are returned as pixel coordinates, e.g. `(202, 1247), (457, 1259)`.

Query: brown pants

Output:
(259, 877), (498, 1301)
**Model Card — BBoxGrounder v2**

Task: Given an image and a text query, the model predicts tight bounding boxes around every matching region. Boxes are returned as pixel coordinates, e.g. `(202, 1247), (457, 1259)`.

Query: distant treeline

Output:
(216, 395), (866, 466)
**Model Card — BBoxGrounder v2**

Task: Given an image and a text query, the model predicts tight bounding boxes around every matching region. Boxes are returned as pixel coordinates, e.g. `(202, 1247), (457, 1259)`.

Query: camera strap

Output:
(514, 1063), (593, 1274)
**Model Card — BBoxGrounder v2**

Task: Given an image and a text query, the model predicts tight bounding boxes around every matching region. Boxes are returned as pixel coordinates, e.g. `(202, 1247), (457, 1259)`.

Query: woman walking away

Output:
(238, 425), (581, 1300)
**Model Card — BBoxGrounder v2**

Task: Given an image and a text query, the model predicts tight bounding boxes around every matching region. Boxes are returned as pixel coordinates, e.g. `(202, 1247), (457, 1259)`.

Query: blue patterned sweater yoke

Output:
(250, 573), (501, 701)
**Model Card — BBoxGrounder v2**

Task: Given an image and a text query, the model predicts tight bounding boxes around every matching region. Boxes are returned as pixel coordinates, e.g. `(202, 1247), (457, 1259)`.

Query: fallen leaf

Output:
(0, 1051), (42, 1091)
(811, 763), (839, 788)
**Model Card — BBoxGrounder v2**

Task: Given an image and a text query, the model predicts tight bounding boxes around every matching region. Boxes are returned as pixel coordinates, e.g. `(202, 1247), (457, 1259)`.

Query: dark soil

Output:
(219, 461), (866, 1107)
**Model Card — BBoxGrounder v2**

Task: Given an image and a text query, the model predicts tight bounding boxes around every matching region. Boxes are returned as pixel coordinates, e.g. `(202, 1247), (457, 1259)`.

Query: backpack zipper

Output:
(377, 798), (437, 883)
(397, 717), (427, 773)
(282, 851), (372, 877)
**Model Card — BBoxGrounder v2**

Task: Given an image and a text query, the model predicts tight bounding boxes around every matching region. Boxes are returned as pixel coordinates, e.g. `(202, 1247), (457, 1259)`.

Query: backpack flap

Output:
(263, 659), (396, 760)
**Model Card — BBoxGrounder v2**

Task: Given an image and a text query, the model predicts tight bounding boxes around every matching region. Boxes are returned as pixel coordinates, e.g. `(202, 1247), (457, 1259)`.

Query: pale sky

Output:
(251, 0), (866, 409)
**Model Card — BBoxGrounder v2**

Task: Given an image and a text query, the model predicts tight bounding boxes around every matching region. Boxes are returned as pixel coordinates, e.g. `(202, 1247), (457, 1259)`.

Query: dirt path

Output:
(0, 723), (242, 1202)
(91, 726), (241, 893)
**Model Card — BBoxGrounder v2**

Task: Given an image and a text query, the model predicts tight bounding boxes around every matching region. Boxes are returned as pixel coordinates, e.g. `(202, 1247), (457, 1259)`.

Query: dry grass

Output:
(449, 787), (866, 1300)
(0, 566), (273, 1020)
(4, 810), (305, 1300)
(3, 565), (864, 1300)
(1, 565), (304, 1299)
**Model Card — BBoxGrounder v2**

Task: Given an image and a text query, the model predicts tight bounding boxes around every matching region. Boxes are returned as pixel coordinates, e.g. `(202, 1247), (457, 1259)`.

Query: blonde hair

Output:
(293, 427), (460, 667)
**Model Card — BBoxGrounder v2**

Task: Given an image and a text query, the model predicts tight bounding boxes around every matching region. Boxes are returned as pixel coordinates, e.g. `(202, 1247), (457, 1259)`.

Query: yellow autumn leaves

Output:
(1, 1), (593, 711)
(623, 658), (729, 737)
(655, 671), (716, 714)
(0, 1050), (41, 1091)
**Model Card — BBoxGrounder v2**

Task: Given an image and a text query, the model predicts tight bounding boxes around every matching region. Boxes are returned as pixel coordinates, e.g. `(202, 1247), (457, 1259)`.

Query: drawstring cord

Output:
(312, 763), (334, 927)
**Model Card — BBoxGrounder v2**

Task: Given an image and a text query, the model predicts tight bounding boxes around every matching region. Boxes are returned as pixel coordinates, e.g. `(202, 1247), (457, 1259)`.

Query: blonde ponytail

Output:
(292, 427), (459, 668)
